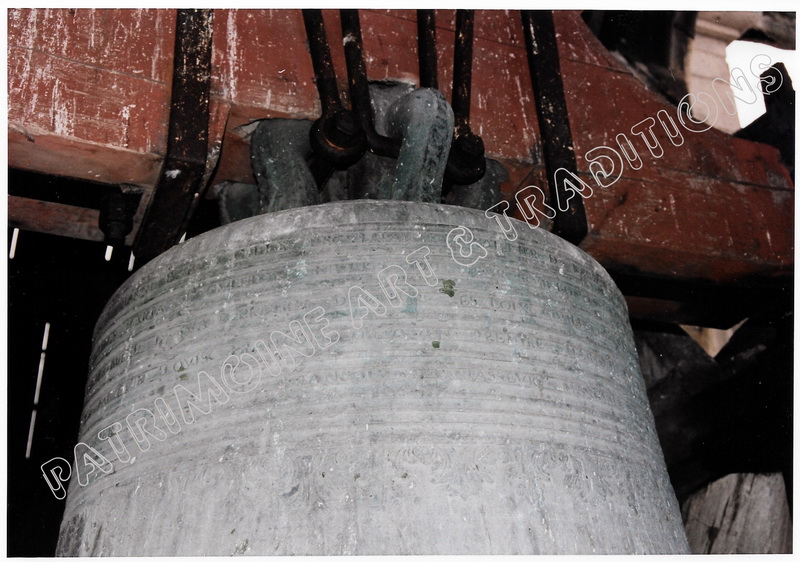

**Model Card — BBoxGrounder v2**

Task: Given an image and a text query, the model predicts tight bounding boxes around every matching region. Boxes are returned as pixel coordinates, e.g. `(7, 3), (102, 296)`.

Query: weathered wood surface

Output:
(7, 9), (793, 286)
(8, 9), (174, 160)
(682, 473), (792, 554)
(8, 195), (104, 242)
(636, 312), (792, 502)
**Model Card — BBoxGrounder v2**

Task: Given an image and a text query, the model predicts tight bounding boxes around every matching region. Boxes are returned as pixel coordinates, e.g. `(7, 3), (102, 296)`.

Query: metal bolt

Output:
(454, 133), (484, 160)
(325, 110), (362, 147)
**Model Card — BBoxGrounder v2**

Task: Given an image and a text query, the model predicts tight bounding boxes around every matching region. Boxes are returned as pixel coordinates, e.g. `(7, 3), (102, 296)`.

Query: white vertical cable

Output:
(25, 410), (37, 459)
(35, 322), (50, 405)
(9, 228), (19, 259)
(128, 251), (136, 272)
(41, 322), (51, 351)
(34, 352), (46, 405)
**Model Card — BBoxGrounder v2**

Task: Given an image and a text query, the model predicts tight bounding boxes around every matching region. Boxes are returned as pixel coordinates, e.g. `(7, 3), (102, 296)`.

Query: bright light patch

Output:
(34, 353), (46, 405)
(9, 228), (19, 259)
(25, 410), (37, 459)
(726, 41), (797, 128)
(41, 322), (51, 351)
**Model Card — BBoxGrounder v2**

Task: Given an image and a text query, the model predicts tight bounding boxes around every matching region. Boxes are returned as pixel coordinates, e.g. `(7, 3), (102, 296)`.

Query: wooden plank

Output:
(6, 8), (793, 291)
(538, 12), (794, 281)
(682, 473), (792, 554)
(7, 8), (175, 83)
(8, 195), (104, 243)
(8, 128), (163, 186)
(561, 57), (793, 190)
(580, 172), (793, 281)
(8, 48), (170, 155)
(210, 9), (320, 118)
(7, 8), (173, 245)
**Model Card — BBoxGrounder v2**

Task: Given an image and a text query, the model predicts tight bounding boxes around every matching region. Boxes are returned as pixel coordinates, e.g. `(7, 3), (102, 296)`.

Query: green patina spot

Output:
(432, 341), (440, 349)
(439, 279), (456, 297)
(179, 374), (188, 381)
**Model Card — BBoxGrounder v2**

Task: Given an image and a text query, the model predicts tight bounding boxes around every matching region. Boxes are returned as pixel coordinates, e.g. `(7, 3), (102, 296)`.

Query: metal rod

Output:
(452, 10), (475, 135)
(417, 10), (438, 89)
(340, 9), (400, 158)
(301, 11), (366, 187)
(302, 9), (342, 115)
(133, 9), (214, 265)
(521, 10), (588, 244)
(443, 10), (485, 190)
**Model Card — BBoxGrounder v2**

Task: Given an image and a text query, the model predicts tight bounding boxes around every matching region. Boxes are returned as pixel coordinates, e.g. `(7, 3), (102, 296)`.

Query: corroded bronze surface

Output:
(58, 201), (688, 555)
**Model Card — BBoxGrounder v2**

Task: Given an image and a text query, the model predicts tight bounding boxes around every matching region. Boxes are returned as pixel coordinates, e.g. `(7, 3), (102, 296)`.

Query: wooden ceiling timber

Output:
(6, 9), (793, 289)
